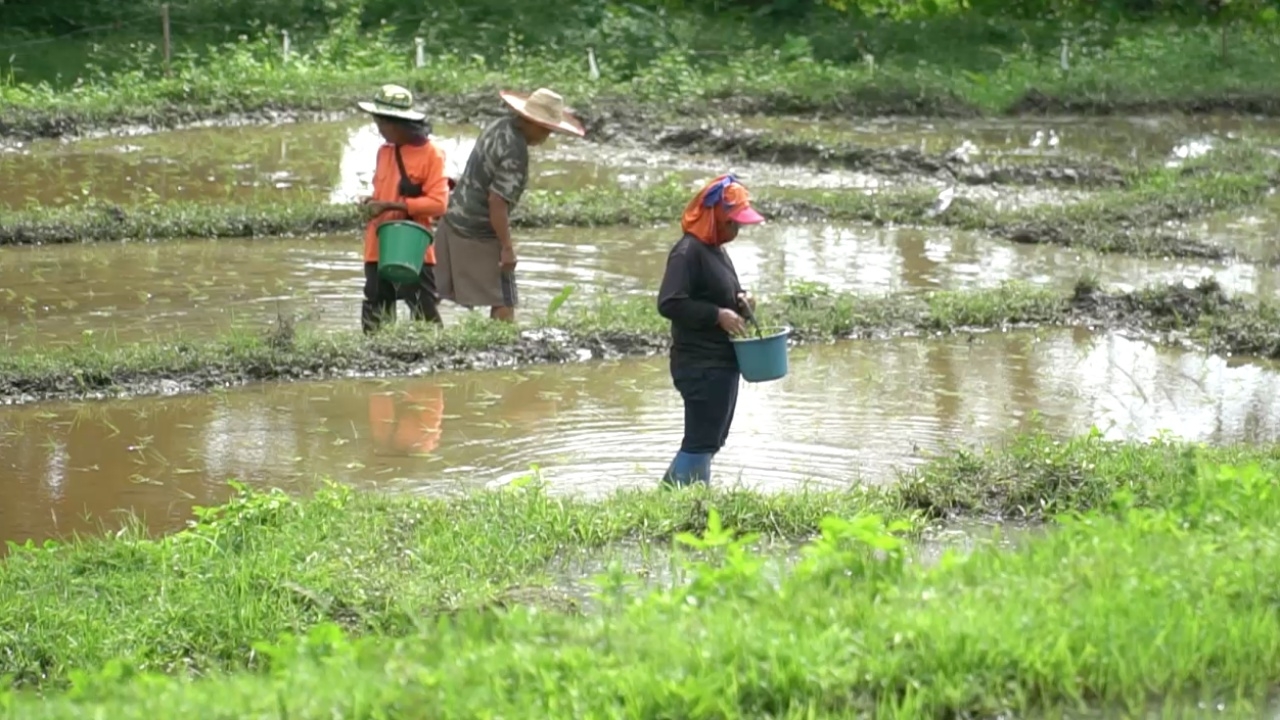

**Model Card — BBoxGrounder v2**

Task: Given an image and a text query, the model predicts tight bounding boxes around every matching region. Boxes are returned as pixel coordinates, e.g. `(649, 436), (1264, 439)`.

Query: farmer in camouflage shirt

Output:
(435, 88), (586, 322)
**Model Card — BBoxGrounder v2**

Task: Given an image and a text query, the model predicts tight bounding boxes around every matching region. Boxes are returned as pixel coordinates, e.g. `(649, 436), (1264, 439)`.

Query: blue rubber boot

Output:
(660, 451), (713, 488)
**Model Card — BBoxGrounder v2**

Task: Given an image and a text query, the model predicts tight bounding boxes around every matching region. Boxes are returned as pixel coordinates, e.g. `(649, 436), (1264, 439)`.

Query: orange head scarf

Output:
(680, 174), (766, 246)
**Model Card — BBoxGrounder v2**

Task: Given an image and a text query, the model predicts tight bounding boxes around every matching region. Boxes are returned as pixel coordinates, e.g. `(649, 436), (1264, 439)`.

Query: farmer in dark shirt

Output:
(656, 174), (766, 487)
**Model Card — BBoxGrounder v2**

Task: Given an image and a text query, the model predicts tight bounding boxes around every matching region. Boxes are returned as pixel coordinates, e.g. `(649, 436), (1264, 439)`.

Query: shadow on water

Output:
(3, 329), (1280, 549)
(5, 221), (1279, 349)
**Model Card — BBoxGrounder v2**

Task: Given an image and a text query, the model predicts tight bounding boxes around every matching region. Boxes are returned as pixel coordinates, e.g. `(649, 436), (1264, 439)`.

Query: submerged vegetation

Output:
(5, 431), (1280, 716)
(0, 277), (1270, 403)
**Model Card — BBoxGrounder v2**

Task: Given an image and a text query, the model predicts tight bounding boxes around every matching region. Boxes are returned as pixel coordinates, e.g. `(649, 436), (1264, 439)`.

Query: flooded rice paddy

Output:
(5, 111), (1280, 551)
(4, 328), (1280, 548)
(2, 220), (1275, 347)
(6, 113), (1278, 211)
(0, 116), (908, 210)
(0, 119), (697, 209)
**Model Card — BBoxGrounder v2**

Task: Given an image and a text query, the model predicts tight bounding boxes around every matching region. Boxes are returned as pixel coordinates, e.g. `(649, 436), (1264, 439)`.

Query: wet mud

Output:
(1070, 277), (1280, 358)
(704, 89), (1280, 121)
(1000, 221), (1236, 260)
(1005, 90), (1280, 118)
(0, 329), (668, 406)
(652, 125), (1129, 188)
(1, 279), (1272, 406)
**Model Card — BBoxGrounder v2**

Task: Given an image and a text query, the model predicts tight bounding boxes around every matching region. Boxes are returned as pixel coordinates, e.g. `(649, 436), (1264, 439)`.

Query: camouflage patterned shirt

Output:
(442, 116), (529, 241)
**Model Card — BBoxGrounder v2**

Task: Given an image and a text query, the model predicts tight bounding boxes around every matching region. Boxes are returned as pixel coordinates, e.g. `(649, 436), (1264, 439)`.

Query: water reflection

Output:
(369, 383), (446, 457)
(4, 329), (1280, 549)
(0, 118), (691, 209)
(1192, 192), (1280, 262)
(14, 113), (1242, 211)
(5, 222), (1279, 348)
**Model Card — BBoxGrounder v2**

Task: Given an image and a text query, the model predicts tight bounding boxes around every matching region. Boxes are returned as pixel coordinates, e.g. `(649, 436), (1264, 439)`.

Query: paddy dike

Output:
(0, 279), (1271, 405)
(649, 125), (1130, 188)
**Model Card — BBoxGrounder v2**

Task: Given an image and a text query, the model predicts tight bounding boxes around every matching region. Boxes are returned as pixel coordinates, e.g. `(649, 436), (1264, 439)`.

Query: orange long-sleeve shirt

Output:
(363, 140), (449, 264)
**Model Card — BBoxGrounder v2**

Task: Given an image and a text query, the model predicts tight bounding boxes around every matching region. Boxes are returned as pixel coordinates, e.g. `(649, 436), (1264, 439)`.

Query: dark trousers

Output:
(673, 365), (741, 454)
(362, 261), (441, 334)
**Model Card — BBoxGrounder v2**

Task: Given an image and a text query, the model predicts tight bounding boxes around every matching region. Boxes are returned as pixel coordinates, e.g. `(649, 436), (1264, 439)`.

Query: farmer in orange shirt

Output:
(356, 85), (450, 333)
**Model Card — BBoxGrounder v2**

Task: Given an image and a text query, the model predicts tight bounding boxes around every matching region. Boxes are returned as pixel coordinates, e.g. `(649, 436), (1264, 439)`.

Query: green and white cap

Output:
(357, 84), (426, 122)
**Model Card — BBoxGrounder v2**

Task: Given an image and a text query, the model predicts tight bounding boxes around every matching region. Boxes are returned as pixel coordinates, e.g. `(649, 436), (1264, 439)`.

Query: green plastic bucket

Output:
(376, 220), (434, 285)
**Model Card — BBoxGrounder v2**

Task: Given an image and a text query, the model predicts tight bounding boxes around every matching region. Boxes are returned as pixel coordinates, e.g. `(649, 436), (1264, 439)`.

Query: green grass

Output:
(4, 432), (1280, 716)
(2, 142), (1273, 259)
(2, 277), (1276, 403)
(5, 17), (1280, 141)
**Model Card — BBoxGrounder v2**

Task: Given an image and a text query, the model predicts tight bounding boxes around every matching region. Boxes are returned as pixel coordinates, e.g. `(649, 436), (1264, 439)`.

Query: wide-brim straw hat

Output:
(499, 88), (585, 137)
(357, 84), (427, 122)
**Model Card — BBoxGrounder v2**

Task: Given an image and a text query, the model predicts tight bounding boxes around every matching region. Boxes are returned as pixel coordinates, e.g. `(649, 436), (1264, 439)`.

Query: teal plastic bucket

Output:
(731, 326), (791, 383)
(376, 220), (434, 285)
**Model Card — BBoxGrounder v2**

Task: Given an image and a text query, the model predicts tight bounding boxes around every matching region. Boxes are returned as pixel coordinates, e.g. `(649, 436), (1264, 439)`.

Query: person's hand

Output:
(499, 244), (518, 273)
(736, 291), (756, 315)
(717, 307), (746, 336)
(362, 199), (403, 216)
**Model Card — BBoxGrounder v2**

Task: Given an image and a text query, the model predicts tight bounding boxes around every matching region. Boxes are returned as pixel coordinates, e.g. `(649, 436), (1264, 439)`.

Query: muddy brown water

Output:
(0, 118), (699, 209)
(6, 113), (1272, 211)
(1191, 191), (1280, 263)
(4, 328), (1279, 549)
(0, 117), (904, 211)
(2, 221), (1273, 348)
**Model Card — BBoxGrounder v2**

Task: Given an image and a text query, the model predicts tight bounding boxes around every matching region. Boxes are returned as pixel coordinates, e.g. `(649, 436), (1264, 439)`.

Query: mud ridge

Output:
(4, 280), (1276, 405)
(0, 193), (1246, 264)
(653, 126), (1129, 188)
(1006, 90), (1280, 117)
(1000, 222), (1236, 260)
(0, 331), (671, 406)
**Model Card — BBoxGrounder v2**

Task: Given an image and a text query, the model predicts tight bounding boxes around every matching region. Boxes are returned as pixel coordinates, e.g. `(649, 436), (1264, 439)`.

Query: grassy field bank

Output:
(0, 277), (1269, 403)
(4, 17), (1280, 140)
(3, 432), (1280, 716)
(1, 143), (1272, 260)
